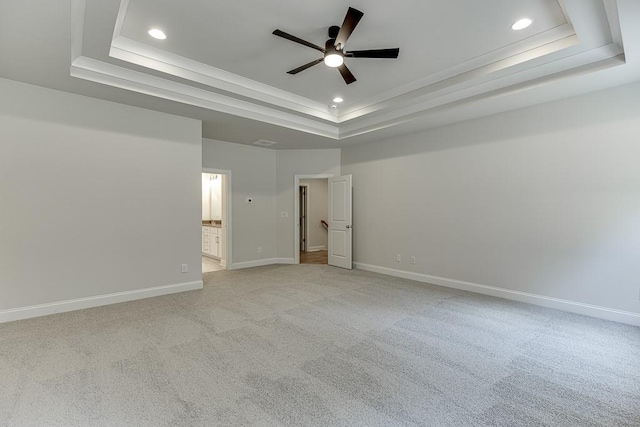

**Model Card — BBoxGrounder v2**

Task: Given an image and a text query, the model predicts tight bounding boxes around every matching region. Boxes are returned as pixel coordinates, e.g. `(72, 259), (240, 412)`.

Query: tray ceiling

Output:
(2, 0), (639, 148)
(117, 0), (569, 107)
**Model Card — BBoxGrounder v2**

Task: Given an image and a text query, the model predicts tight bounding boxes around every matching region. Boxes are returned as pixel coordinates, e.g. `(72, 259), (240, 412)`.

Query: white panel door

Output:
(328, 175), (352, 269)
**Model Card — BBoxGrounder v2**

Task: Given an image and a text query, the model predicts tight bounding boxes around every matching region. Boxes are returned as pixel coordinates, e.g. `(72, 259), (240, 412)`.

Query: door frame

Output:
(294, 174), (333, 265)
(299, 183), (309, 253)
(203, 168), (232, 270)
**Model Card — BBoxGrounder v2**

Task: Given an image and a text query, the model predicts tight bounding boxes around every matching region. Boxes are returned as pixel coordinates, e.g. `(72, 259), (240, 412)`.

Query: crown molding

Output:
(70, 56), (340, 139)
(340, 23), (578, 120)
(339, 54), (625, 139)
(109, 37), (339, 122)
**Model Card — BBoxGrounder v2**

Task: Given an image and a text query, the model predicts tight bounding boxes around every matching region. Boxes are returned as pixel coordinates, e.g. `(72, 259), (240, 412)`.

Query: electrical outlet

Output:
(246, 197), (253, 204)
(396, 254), (401, 262)
(257, 247), (262, 253)
(410, 256), (416, 265)
(181, 264), (188, 273)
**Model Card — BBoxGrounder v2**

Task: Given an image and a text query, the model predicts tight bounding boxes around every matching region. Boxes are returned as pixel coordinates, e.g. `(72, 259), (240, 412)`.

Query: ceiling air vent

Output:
(253, 140), (278, 147)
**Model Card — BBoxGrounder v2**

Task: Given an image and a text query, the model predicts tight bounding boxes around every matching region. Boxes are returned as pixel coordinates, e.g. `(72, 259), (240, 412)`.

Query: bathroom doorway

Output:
(202, 169), (232, 273)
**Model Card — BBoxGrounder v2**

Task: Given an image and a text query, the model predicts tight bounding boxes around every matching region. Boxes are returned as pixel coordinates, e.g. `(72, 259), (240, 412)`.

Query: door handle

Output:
(346, 225), (352, 229)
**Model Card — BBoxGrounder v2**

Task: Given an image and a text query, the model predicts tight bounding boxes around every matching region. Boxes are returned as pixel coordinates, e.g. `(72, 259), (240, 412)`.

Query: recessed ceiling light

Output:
(330, 104), (338, 109)
(148, 29), (167, 40)
(511, 18), (533, 31)
(333, 97), (344, 103)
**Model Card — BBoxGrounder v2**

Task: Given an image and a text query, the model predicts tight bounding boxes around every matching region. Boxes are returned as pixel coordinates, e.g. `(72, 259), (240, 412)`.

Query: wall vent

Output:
(253, 139), (278, 147)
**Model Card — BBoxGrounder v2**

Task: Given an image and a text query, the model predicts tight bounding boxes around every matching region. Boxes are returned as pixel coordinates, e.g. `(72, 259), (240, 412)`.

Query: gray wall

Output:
(276, 150), (341, 259)
(0, 78), (202, 311)
(202, 143), (340, 264)
(300, 179), (328, 250)
(202, 139), (277, 264)
(342, 82), (640, 315)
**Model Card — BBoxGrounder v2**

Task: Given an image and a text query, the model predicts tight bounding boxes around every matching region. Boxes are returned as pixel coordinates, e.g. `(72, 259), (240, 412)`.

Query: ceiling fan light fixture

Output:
(148, 28), (167, 40)
(511, 18), (533, 30)
(272, 7), (398, 84)
(324, 53), (344, 68)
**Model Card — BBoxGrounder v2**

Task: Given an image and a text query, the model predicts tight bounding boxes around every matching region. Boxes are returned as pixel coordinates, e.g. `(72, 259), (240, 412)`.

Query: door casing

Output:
(202, 168), (232, 270)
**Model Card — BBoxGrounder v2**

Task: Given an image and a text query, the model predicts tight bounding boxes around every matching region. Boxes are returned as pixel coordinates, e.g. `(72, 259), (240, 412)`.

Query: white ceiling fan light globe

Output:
(324, 53), (344, 68)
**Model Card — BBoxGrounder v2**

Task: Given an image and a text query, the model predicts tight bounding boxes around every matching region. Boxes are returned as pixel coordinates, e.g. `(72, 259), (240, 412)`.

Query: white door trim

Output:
(203, 168), (232, 270)
(294, 174), (333, 264)
(299, 183), (309, 253)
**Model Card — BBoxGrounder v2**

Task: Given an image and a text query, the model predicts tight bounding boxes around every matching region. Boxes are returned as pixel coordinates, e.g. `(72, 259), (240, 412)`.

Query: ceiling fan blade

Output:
(345, 48), (400, 59)
(287, 58), (324, 75)
(272, 29), (325, 53)
(334, 7), (364, 50)
(337, 64), (357, 85)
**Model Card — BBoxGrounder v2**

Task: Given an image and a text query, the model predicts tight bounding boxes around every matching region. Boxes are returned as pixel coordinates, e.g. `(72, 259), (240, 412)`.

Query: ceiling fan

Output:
(272, 7), (400, 85)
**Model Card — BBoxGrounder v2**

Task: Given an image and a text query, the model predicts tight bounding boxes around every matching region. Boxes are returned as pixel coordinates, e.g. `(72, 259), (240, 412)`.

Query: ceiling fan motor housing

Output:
(328, 25), (341, 40)
(325, 39), (341, 55)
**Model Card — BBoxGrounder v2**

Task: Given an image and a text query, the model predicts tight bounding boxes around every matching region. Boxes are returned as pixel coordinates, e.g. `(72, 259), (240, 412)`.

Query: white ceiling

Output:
(1, 0), (639, 149)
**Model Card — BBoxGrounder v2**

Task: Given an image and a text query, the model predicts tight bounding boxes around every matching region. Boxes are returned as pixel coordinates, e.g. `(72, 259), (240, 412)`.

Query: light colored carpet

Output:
(1, 265), (639, 426)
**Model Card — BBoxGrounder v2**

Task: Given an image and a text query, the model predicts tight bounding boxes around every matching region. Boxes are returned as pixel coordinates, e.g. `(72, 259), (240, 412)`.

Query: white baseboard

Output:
(0, 280), (203, 324)
(230, 257), (295, 270)
(354, 263), (640, 327)
(307, 246), (326, 252)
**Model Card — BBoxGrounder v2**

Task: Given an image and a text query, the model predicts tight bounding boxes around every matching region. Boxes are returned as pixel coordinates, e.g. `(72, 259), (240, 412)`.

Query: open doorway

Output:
(295, 174), (353, 269)
(202, 170), (232, 273)
(297, 177), (330, 264)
